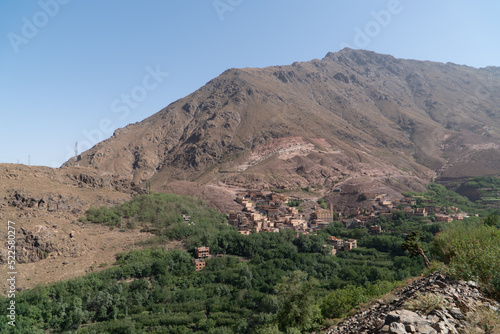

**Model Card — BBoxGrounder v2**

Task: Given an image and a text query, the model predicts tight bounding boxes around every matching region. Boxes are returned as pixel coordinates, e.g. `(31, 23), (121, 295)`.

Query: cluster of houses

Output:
(228, 190), (386, 236)
(190, 190), (470, 270)
(327, 236), (357, 255)
(340, 193), (468, 228)
(230, 190), (310, 234)
(228, 190), (468, 236)
(191, 237), (359, 271)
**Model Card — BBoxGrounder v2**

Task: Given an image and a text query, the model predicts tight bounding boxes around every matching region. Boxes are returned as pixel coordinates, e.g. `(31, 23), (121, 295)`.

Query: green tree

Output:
(483, 213), (499, 227)
(275, 271), (322, 333)
(402, 231), (430, 268)
(432, 220), (500, 296)
(321, 285), (365, 318)
(317, 198), (328, 209)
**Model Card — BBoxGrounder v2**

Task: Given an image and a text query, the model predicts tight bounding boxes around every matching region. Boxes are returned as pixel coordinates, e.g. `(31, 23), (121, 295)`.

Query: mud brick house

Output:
(327, 236), (344, 250)
(436, 214), (454, 223)
(195, 246), (210, 258)
(344, 239), (357, 251)
(414, 208), (427, 217)
(311, 204), (335, 224)
(192, 259), (206, 271)
(369, 225), (382, 235)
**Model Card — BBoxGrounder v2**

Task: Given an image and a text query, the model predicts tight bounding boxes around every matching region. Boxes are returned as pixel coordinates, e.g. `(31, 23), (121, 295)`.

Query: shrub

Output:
(321, 285), (366, 318)
(288, 199), (302, 207)
(464, 307), (500, 334)
(81, 192), (227, 232)
(85, 206), (122, 226)
(432, 220), (500, 297)
(317, 198), (328, 209)
(404, 292), (448, 314)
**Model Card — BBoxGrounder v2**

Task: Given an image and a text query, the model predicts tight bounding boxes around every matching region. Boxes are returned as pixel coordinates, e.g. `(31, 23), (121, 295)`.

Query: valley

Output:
(1, 49), (499, 333)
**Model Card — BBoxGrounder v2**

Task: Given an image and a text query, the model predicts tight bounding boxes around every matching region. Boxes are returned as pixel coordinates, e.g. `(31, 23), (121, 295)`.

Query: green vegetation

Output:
(464, 176), (500, 189)
(484, 212), (500, 227)
(80, 192), (225, 230)
(452, 176), (500, 210)
(317, 198), (328, 210)
(0, 192), (428, 333)
(431, 219), (500, 298)
(275, 271), (322, 333)
(2, 186), (499, 333)
(0, 228), (422, 333)
(403, 183), (477, 213)
(402, 182), (500, 298)
(321, 281), (397, 319)
(402, 231), (431, 268)
(287, 199), (302, 208)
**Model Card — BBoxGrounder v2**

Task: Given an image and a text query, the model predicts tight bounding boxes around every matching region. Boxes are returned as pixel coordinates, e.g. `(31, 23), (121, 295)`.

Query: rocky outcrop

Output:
(0, 225), (84, 264)
(7, 190), (86, 214)
(65, 172), (139, 192)
(326, 272), (500, 334)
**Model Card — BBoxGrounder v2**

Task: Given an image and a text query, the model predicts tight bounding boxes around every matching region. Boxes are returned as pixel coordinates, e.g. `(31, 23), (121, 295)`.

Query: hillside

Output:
(326, 271), (500, 333)
(2, 191), (499, 333)
(63, 48), (500, 202)
(0, 164), (148, 292)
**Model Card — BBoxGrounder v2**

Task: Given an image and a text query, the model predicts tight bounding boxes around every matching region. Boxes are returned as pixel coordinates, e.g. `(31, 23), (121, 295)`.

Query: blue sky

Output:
(1, 0), (499, 167)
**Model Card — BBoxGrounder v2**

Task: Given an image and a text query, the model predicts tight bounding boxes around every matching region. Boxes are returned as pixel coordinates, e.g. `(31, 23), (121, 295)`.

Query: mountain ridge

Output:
(63, 48), (500, 201)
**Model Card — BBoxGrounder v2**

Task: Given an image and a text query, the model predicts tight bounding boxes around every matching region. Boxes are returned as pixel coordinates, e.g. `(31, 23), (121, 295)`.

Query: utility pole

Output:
(74, 142), (80, 166)
(28, 155), (31, 166)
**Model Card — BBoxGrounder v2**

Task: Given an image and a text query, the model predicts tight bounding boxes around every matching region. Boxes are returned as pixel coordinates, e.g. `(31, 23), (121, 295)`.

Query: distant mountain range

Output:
(64, 48), (500, 199)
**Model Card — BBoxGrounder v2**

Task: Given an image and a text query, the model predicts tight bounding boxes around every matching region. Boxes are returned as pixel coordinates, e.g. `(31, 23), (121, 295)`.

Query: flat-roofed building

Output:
(193, 259), (206, 271)
(344, 239), (357, 251)
(369, 225), (382, 235)
(436, 214), (453, 223)
(195, 246), (210, 258)
(328, 236), (344, 250)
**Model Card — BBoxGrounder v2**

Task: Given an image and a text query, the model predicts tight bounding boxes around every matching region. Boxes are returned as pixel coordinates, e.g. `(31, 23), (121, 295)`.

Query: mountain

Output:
(63, 48), (500, 200)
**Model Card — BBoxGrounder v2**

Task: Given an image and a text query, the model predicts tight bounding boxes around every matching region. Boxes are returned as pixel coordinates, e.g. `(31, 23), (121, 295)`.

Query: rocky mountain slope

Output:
(63, 49), (500, 200)
(0, 164), (152, 292)
(326, 272), (500, 334)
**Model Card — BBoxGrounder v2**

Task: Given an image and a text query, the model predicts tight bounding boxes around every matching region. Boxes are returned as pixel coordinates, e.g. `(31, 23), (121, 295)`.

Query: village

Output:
(191, 189), (469, 270)
(227, 189), (468, 235)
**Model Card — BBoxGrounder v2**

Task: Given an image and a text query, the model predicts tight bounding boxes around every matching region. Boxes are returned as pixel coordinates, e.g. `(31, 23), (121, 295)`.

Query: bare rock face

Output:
(325, 272), (500, 334)
(7, 190), (86, 214)
(65, 171), (138, 192)
(0, 164), (134, 269)
(62, 48), (500, 199)
(0, 226), (84, 264)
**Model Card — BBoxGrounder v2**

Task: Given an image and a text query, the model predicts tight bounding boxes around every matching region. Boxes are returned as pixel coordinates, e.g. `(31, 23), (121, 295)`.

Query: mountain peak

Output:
(64, 50), (500, 203)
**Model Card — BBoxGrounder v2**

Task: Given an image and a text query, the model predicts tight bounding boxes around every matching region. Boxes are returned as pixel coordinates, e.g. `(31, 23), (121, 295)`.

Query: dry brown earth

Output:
(0, 164), (156, 293)
(63, 49), (500, 203)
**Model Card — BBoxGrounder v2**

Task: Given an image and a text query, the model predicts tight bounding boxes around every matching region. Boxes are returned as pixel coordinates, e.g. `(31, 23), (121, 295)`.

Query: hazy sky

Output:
(1, 0), (499, 167)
